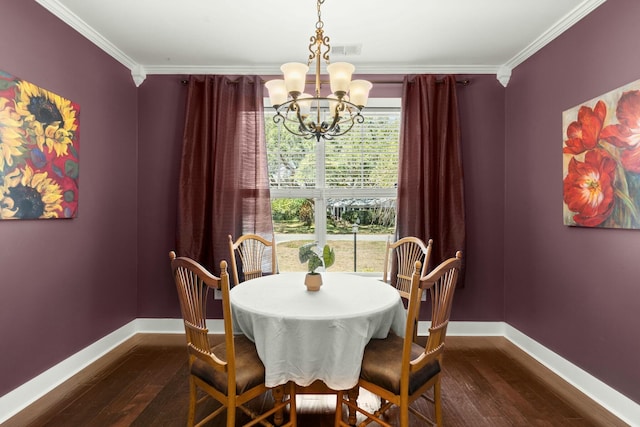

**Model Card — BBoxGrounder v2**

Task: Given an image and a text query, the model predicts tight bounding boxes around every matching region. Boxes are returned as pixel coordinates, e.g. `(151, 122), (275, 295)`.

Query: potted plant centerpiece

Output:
(298, 242), (335, 291)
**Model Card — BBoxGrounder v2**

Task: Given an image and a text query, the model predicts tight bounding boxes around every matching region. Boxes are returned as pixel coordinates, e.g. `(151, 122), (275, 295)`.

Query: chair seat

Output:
(360, 332), (441, 395)
(191, 334), (265, 394)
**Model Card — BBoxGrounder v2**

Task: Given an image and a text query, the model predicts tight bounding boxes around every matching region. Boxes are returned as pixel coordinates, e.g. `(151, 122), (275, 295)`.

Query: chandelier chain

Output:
(316, 0), (324, 29)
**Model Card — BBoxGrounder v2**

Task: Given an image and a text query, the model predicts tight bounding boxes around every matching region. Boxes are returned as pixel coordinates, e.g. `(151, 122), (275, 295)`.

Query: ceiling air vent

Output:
(331, 44), (362, 56)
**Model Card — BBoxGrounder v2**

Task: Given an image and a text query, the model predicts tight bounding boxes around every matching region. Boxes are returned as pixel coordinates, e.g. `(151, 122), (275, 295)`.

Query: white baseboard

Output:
(1, 320), (638, 426)
(426, 320), (507, 336)
(504, 324), (640, 426)
(0, 318), (222, 422)
(0, 320), (138, 422)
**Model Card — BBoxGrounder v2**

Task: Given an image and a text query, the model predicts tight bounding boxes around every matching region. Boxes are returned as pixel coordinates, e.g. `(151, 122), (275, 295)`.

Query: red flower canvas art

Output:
(563, 79), (640, 228)
(0, 70), (79, 219)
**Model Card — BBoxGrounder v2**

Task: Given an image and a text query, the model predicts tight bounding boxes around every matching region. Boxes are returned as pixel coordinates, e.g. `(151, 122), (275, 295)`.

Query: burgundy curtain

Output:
(397, 74), (466, 283)
(177, 75), (273, 274)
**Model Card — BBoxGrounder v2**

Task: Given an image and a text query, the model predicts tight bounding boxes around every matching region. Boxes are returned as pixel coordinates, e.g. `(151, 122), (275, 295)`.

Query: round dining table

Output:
(230, 272), (406, 390)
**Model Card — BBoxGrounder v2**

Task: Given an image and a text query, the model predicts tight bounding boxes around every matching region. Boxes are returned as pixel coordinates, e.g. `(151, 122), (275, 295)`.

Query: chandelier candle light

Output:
(265, 0), (372, 141)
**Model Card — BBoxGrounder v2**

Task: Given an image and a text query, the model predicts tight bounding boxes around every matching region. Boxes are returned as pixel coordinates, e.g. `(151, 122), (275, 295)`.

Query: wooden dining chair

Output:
(228, 233), (278, 287)
(336, 251), (463, 427)
(169, 251), (296, 427)
(384, 236), (433, 342)
(383, 236), (433, 300)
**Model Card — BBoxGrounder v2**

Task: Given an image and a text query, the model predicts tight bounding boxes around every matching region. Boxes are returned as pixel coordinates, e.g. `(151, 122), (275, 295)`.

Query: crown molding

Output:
(141, 64), (501, 76)
(35, 0), (607, 88)
(503, 0), (607, 70)
(34, 0), (500, 78)
(32, 0), (502, 85)
(34, 0), (138, 70)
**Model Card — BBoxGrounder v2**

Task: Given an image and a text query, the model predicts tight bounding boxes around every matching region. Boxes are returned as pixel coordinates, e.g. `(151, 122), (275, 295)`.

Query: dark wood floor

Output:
(5, 335), (628, 427)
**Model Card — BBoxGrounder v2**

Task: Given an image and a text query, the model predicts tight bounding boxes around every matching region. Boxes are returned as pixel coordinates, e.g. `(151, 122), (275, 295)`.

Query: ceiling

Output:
(35, 0), (606, 87)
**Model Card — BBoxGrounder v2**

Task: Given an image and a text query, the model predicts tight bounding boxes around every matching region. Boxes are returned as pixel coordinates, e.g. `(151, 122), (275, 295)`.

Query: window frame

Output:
(266, 98), (401, 247)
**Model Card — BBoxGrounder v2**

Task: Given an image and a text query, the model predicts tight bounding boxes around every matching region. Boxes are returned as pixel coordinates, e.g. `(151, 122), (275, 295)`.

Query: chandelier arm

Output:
(274, 97), (364, 141)
(288, 101), (311, 135)
(326, 119), (355, 139)
(295, 104), (312, 135)
(276, 111), (314, 139)
(272, 112), (285, 126)
(283, 119), (316, 140)
(326, 102), (364, 138)
(334, 100), (364, 124)
(322, 103), (344, 134)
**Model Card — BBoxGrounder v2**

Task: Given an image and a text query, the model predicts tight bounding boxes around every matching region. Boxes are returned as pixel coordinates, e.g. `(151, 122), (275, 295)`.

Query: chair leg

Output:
(347, 386), (359, 426)
(400, 398), (409, 427)
(226, 396), (236, 427)
(272, 385), (285, 426)
(434, 380), (443, 426)
(188, 378), (197, 427)
(335, 389), (358, 427)
(288, 381), (297, 426)
(335, 390), (344, 426)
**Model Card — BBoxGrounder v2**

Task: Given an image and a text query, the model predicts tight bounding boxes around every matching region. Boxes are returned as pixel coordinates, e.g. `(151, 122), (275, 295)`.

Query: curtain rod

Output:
(180, 78), (470, 86)
(377, 79), (470, 86)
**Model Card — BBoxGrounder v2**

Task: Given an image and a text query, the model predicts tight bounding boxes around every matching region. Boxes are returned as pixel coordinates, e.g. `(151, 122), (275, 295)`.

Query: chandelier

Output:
(265, 0), (372, 142)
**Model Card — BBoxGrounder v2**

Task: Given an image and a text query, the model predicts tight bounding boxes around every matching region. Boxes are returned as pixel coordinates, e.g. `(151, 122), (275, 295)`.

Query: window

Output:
(265, 99), (401, 272)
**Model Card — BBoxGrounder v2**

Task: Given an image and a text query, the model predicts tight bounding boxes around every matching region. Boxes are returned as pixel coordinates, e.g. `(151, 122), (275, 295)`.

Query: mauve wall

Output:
(137, 76), (187, 318)
(0, 0), (138, 396)
(136, 74), (507, 321)
(505, 0), (640, 404)
(13, 0), (638, 411)
(453, 75), (506, 320)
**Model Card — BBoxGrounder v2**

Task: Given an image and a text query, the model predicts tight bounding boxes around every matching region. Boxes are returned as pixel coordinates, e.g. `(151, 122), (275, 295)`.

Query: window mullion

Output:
(315, 139), (327, 247)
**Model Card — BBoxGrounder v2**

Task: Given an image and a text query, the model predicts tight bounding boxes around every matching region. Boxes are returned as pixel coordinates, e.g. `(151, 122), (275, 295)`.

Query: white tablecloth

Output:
(230, 272), (406, 390)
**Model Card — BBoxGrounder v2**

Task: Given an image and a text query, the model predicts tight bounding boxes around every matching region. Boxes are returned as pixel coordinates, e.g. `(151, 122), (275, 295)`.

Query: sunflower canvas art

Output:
(562, 79), (640, 229)
(0, 71), (79, 220)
